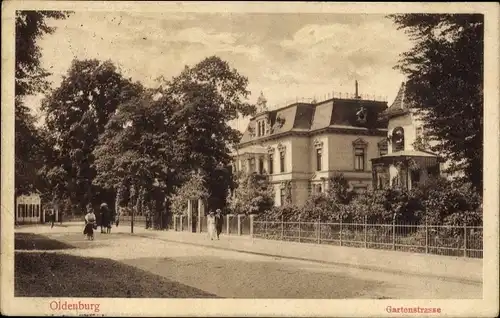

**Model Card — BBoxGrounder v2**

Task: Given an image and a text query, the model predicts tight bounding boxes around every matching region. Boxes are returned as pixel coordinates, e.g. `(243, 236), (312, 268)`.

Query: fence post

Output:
(392, 216), (396, 250)
(237, 214), (242, 236)
(364, 216), (367, 248)
(463, 224), (467, 257)
(179, 215), (183, 232)
(265, 216), (268, 237)
(339, 217), (343, 247)
(317, 216), (321, 244)
(174, 215), (177, 231)
(281, 215), (284, 240)
(425, 219), (428, 254)
(298, 217), (301, 243)
(226, 215), (230, 235)
(250, 214), (254, 237)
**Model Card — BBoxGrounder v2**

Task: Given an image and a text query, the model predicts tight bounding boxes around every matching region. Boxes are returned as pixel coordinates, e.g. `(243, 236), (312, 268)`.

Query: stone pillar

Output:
(237, 214), (242, 236)
(249, 214), (255, 236)
(187, 200), (192, 231)
(173, 215), (177, 231)
(199, 199), (205, 216)
(180, 215), (183, 232)
(226, 214), (231, 235)
(197, 199), (202, 233)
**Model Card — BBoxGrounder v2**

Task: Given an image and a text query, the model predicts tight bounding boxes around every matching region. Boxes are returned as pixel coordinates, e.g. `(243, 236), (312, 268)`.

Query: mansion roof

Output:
(239, 97), (388, 145)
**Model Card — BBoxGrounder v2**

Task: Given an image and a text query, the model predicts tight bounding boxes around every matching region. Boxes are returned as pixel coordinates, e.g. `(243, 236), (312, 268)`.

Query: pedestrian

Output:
(100, 203), (109, 234)
(49, 209), (55, 228)
(84, 204), (97, 240)
(215, 209), (223, 240)
(145, 209), (152, 230)
(115, 207), (120, 227)
(207, 211), (217, 240)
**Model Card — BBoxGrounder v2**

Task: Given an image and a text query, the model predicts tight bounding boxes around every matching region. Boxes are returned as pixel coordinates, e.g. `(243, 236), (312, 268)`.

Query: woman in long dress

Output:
(207, 211), (217, 240)
(84, 205), (97, 240)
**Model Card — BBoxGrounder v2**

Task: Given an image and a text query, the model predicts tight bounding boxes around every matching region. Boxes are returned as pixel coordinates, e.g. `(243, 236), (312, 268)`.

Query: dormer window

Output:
(256, 119), (267, 137)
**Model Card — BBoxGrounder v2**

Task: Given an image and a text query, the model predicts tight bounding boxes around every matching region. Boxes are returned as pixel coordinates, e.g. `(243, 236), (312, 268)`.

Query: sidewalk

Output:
(135, 229), (483, 284)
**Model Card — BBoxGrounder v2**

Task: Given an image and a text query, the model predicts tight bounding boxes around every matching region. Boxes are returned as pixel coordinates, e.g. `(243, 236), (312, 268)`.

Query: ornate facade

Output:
(371, 82), (442, 190)
(233, 86), (388, 206)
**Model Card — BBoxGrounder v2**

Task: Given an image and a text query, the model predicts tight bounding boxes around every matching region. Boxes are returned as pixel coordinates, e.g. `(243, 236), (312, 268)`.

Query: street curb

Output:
(133, 233), (483, 286)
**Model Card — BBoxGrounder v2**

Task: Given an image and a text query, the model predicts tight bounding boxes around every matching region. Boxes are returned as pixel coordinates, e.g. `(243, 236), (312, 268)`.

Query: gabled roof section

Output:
(382, 82), (409, 119)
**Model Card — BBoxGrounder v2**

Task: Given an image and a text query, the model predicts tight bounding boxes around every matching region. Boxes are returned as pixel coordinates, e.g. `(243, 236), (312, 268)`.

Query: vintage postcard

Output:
(1, 1), (499, 317)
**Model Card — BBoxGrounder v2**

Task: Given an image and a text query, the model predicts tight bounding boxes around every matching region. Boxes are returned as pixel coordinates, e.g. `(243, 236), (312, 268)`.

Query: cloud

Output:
(26, 12), (413, 130)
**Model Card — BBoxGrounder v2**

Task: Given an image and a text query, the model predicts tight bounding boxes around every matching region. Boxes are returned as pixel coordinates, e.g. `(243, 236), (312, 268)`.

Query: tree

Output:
(228, 172), (274, 215)
(93, 89), (181, 226)
(162, 56), (256, 211)
(169, 172), (209, 216)
(41, 59), (143, 212)
(14, 11), (71, 195)
(389, 14), (484, 192)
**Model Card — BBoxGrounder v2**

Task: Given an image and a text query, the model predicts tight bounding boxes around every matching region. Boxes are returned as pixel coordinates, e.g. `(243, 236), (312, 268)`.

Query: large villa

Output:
(232, 82), (449, 207)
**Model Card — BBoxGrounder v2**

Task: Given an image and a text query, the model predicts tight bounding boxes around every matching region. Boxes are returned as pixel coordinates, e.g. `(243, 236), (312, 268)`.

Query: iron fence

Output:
(253, 218), (483, 259)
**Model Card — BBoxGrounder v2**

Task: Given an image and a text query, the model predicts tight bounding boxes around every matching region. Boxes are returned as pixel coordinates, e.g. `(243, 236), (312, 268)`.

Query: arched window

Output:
(392, 127), (405, 152)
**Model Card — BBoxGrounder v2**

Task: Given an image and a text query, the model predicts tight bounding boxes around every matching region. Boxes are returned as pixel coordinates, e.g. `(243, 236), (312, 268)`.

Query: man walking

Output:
(215, 209), (223, 240)
(49, 209), (55, 228)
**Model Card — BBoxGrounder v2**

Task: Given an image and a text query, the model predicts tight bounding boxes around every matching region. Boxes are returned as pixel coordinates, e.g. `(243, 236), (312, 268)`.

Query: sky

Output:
(24, 11), (413, 131)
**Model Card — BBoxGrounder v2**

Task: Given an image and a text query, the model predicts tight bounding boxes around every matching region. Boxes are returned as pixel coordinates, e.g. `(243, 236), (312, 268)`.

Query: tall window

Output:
(249, 158), (256, 172)
(354, 147), (365, 171)
(316, 184), (322, 193)
(392, 127), (405, 152)
(256, 120), (266, 137)
(416, 127), (423, 139)
(378, 139), (388, 156)
(268, 154), (274, 174)
(280, 151), (285, 173)
(258, 158), (264, 174)
(316, 148), (322, 171)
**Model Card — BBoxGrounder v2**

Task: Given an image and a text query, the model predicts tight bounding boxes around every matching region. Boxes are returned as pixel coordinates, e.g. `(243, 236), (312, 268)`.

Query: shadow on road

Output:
(15, 252), (219, 298)
(15, 233), (76, 250)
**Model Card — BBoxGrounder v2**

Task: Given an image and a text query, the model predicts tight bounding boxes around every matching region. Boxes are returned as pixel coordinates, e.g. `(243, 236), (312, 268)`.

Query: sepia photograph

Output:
(1, 1), (499, 317)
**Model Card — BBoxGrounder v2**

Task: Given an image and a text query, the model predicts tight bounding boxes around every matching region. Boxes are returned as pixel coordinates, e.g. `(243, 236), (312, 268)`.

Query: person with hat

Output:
(215, 209), (223, 240)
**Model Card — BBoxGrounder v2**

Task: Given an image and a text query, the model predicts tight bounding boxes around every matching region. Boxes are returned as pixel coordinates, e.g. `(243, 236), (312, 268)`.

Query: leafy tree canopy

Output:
(15, 10), (71, 195)
(228, 172), (274, 215)
(389, 14), (484, 191)
(41, 59), (143, 211)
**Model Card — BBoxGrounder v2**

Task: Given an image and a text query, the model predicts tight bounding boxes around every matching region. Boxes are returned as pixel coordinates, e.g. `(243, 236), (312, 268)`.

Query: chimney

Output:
(355, 80), (360, 99)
